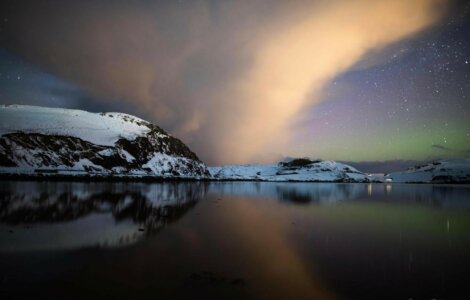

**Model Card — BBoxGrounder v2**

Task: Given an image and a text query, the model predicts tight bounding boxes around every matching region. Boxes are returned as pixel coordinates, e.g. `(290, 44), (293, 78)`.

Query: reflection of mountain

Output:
(208, 182), (470, 208)
(208, 182), (364, 204)
(275, 184), (365, 204)
(0, 181), (206, 251)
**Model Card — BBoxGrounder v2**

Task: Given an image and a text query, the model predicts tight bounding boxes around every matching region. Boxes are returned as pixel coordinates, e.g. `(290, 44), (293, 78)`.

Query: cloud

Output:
(431, 144), (451, 151)
(431, 144), (470, 155)
(0, 0), (447, 164)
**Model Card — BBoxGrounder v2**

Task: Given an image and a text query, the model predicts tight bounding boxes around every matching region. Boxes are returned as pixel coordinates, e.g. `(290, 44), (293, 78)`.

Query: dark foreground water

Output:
(0, 181), (469, 300)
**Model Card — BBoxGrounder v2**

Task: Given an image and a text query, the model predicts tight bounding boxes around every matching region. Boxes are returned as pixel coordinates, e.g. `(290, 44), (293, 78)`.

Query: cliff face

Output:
(0, 105), (209, 178)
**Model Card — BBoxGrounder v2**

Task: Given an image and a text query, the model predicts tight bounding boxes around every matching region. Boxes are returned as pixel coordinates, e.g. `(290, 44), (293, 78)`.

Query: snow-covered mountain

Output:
(0, 105), (209, 178)
(1, 106), (468, 183)
(386, 159), (470, 183)
(209, 158), (378, 182)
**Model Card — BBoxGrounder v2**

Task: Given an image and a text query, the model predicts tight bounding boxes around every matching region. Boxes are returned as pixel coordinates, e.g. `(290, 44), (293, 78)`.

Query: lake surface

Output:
(0, 181), (469, 299)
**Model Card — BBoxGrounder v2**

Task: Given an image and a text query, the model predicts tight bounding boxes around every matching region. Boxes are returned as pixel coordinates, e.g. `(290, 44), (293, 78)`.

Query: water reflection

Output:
(1, 182), (469, 252)
(0, 181), (469, 299)
(208, 182), (470, 208)
(0, 181), (206, 251)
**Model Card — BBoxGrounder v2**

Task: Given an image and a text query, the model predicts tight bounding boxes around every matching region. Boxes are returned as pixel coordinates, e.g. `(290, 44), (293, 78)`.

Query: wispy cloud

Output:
(431, 144), (470, 154)
(431, 144), (452, 151)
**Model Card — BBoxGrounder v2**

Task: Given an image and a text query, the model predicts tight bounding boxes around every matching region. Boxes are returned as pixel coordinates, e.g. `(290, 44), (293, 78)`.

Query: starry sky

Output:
(0, 0), (469, 171)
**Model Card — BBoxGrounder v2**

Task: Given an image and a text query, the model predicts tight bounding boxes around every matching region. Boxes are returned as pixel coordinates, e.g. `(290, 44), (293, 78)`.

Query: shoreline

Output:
(1, 173), (468, 184)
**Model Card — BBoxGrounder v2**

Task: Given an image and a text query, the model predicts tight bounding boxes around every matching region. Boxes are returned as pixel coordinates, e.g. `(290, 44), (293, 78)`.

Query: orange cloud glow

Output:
(215, 0), (446, 163)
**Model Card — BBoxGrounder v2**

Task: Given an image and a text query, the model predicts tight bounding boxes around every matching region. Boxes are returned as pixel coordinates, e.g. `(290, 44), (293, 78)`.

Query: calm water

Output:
(0, 181), (469, 299)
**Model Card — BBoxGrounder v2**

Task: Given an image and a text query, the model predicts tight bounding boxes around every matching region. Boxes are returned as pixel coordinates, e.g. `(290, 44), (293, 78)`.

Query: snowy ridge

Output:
(0, 105), (209, 178)
(210, 159), (470, 183)
(386, 159), (470, 183)
(209, 159), (376, 182)
(2, 106), (468, 183)
(0, 105), (152, 146)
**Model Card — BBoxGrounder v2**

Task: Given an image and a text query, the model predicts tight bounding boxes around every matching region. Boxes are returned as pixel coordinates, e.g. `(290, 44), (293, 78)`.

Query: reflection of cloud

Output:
(217, 200), (337, 299)
(172, 196), (338, 299)
(1, 0), (447, 164)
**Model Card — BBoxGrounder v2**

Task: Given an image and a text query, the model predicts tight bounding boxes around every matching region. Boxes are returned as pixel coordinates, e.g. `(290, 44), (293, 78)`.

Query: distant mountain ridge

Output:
(209, 158), (470, 183)
(386, 159), (470, 183)
(0, 105), (209, 178)
(1, 105), (468, 183)
(209, 158), (379, 182)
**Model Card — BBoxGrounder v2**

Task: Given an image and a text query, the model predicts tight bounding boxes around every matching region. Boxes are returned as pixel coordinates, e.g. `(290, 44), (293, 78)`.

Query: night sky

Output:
(0, 0), (469, 171)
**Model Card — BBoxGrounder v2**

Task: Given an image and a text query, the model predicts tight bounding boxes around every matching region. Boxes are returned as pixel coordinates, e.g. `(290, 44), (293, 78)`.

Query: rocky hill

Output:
(0, 105), (209, 179)
(209, 158), (378, 182)
(386, 159), (470, 183)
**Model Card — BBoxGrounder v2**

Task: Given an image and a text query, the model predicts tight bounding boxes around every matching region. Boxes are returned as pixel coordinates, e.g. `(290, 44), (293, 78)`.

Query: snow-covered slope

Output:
(209, 159), (376, 182)
(0, 105), (153, 146)
(386, 159), (470, 183)
(0, 105), (209, 178)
